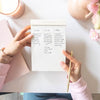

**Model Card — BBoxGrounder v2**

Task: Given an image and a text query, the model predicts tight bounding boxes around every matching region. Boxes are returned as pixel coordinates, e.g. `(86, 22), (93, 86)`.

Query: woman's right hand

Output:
(60, 50), (81, 82)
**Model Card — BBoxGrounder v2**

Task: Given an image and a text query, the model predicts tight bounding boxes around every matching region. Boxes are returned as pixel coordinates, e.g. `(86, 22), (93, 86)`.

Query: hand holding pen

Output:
(60, 50), (81, 83)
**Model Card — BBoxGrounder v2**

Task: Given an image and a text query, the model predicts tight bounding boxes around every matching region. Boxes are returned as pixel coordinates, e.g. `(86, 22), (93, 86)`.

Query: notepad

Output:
(0, 20), (29, 83)
(31, 20), (66, 71)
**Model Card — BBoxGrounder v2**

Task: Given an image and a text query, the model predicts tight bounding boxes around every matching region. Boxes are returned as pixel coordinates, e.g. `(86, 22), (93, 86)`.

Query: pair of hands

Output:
(2, 26), (81, 82)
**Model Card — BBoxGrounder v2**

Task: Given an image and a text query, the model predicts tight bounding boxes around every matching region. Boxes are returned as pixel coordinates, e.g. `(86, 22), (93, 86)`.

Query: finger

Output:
(15, 25), (31, 41)
(71, 63), (75, 71)
(60, 61), (69, 72)
(66, 50), (71, 55)
(18, 32), (31, 41)
(63, 50), (79, 64)
(65, 50), (71, 65)
(20, 34), (33, 45)
(24, 32), (31, 37)
(75, 62), (81, 69)
(66, 50), (75, 58)
(23, 32), (32, 41)
(66, 58), (70, 65)
(26, 43), (31, 47)
(20, 25), (31, 34)
(65, 51), (74, 64)
(24, 36), (32, 44)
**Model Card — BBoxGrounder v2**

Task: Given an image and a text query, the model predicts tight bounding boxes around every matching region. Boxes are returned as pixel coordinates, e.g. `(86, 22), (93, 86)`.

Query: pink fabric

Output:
(0, 63), (10, 90)
(69, 77), (93, 100)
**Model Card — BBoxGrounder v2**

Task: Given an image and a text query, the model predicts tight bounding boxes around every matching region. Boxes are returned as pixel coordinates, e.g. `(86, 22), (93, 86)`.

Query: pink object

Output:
(87, 0), (100, 40)
(0, 63), (10, 90)
(90, 29), (99, 40)
(96, 29), (100, 38)
(92, 14), (97, 24)
(0, 0), (25, 18)
(69, 77), (93, 100)
(87, 1), (98, 14)
(92, 13), (100, 29)
(91, 0), (99, 3)
(0, 20), (29, 83)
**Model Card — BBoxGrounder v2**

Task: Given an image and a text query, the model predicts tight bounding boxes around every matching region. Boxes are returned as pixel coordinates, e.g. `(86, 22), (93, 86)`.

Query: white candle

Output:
(0, 0), (25, 18)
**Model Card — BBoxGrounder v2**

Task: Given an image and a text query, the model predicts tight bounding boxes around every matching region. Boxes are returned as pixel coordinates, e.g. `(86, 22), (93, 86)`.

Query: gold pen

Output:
(67, 51), (73, 92)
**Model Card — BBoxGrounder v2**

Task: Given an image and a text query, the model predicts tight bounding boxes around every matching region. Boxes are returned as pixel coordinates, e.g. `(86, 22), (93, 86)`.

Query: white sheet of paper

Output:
(31, 20), (66, 71)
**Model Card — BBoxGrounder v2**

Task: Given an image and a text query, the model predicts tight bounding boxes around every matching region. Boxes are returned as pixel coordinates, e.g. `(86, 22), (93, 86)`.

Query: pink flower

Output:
(92, 14), (97, 24)
(92, 0), (99, 3)
(90, 29), (99, 40)
(87, 0), (99, 14)
(92, 13), (100, 29)
(87, 3), (98, 14)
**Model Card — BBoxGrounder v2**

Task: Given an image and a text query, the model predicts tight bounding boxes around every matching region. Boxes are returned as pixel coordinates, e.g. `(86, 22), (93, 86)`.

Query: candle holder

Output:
(0, 0), (25, 18)
(67, 0), (92, 20)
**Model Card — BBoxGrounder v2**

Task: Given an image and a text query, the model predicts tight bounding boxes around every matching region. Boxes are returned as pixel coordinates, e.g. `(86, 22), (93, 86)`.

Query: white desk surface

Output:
(0, 0), (100, 93)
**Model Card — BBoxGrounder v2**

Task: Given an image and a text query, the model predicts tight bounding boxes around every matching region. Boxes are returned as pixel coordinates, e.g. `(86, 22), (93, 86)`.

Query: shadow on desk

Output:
(76, 19), (92, 31)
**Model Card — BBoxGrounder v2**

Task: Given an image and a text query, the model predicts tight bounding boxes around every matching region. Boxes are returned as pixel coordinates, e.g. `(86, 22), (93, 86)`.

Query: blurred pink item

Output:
(92, 14), (97, 24)
(87, 0), (99, 14)
(0, 20), (29, 83)
(90, 29), (99, 40)
(0, 0), (25, 18)
(96, 29), (100, 37)
(92, 13), (100, 29)
(92, 0), (99, 3)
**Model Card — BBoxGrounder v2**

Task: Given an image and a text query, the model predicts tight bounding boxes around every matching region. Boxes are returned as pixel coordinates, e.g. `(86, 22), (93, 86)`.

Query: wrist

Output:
(70, 77), (86, 90)
(71, 74), (81, 83)
(0, 48), (13, 64)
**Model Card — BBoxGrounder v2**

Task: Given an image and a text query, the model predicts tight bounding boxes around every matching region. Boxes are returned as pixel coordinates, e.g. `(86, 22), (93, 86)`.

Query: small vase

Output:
(67, 0), (92, 20)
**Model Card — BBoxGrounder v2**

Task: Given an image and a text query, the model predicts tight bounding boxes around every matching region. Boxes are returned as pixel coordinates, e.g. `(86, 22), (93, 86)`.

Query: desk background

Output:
(0, 0), (100, 93)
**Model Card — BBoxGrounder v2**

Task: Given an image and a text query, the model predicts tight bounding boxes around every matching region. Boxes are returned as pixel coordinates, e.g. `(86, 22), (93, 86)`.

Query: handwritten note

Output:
(31, 20), (66, 71)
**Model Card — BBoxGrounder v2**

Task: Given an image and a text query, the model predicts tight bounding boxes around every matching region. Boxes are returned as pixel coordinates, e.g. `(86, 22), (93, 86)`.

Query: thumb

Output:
(20, 34), (33, 45)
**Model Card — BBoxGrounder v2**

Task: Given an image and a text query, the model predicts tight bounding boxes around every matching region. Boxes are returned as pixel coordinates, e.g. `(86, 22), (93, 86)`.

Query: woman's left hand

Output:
(4, 25), (33, 57)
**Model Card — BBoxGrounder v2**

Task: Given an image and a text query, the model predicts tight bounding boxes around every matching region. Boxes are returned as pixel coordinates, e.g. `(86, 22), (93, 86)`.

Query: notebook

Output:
(0, 20), (30, 83)
(31, 20), (66, 71)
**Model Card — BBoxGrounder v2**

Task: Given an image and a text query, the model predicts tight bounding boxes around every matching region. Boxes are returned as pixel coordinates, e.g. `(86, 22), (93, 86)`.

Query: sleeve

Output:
(0, 63), (10, 91)
(69, 77), (93, 100)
